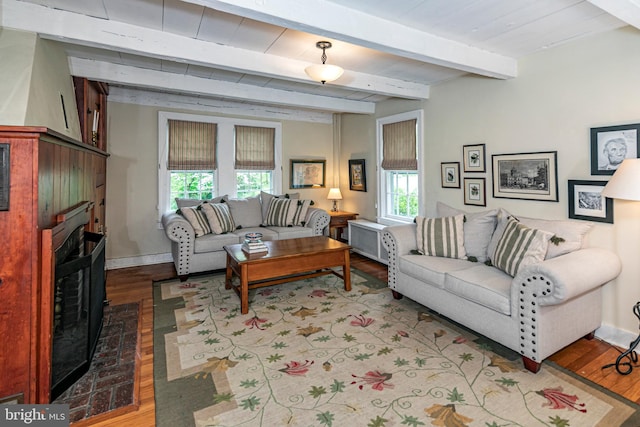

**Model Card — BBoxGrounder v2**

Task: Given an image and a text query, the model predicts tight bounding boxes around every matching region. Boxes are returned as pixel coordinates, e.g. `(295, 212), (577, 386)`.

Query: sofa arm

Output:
(513, 247), (622, 307)
(161, 212), (196, 277)
(381, 224), (418, 290)
(305, 207), (330, 235)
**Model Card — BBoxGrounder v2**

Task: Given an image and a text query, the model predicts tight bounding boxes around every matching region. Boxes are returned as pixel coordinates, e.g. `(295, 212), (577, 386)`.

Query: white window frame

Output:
(376, 110), (424, 225)
(158, 111), (282, 223)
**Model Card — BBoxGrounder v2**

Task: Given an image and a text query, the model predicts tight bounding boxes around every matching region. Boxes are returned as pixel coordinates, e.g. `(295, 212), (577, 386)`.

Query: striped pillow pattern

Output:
(179, 205), (212, 237)
(201, 202), (236, 234)
(263, 199), (312, 227)
(415, 214), (466, 259)
(491, 217), (553, 276)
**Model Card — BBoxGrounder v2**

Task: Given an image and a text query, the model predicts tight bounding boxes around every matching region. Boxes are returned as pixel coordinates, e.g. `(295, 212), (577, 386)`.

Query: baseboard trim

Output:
(595, 323), (636, 349)
(106, 253), (173, 270)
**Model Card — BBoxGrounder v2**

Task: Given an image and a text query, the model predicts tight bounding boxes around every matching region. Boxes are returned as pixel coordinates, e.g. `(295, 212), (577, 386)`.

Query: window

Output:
(158, 112), (282, 221)
(377, 110), (423, 224)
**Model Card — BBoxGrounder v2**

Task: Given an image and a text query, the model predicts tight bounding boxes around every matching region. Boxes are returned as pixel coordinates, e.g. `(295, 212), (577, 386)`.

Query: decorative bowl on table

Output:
(245, 232), (263, 243)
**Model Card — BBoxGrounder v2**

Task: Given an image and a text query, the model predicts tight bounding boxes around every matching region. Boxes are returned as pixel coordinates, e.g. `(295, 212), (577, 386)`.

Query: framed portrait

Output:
(0, 144), (9, 211)
(348, 159), (367, 192)
(491, 151), (558, 202)
(568, 180), (613, 223)
(590, 123), (640, 175)
(440, 162), (460, 188)
(290, 159), (326, 189)
(463, 143), (486, 173)
(464, 177), (486, 206)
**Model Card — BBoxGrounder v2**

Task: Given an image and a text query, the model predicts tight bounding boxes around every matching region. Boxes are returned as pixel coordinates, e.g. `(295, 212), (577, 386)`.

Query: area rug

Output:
(54, 302), (140, 424)
(153, 271), (640, 427)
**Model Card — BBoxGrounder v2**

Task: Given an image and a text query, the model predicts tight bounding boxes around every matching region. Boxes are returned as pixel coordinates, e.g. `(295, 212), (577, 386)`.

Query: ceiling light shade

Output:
(305, 41), (344, 84)
(602, 158), (640, 201)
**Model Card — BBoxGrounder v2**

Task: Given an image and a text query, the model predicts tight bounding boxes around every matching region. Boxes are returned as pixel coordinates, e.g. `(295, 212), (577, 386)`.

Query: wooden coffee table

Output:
(224, 236), (351, 314)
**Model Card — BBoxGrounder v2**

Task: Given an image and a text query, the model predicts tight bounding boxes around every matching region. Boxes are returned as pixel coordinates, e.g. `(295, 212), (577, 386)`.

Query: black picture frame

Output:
(463, 143), (486, 173)
(464, 177), (486, 206)
(290, 159), (326, 189)
(0, 144), (9, 211)
(491, 151), (558, 202)
(348, 159), (367, 192)
(440, 162), (460, 188)
(590, 123), (640, 175)
(568, 180), (613, 223)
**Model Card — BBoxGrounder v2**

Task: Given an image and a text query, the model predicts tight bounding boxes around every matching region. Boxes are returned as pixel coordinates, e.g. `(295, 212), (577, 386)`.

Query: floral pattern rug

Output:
(153, 270), (639, 427)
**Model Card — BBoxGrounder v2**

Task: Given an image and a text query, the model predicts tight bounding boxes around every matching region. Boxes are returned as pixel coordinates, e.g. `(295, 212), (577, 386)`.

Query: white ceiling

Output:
(2, 0), (639, 115)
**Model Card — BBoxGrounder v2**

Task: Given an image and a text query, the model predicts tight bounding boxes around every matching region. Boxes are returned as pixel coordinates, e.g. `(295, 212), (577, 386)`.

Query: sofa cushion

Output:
(437, 202), (498, 262)
(201, 202), (235, 234)
(232, 227), (279, 241)
(399, 254), (473, 289)
(518, 216), (593, 259)
(178, 205), (212, 237)
(415, 214), (466, 259)
(263, 198), (313, 227)
(491, 217), (554, 276)
(445, 265), (512, 315)
(194, 232), (240, 253)
(260, 191), (300, 221)
(225, 196), (262, 228)
(175, 195), (227, 209)
(266, 226), (314, 239)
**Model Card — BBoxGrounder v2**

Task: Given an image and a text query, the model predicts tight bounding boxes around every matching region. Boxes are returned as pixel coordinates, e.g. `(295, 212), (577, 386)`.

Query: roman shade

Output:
(235, 125), (276, 170)
(167, 120), (217, 170)
(381, 119), (418, 170)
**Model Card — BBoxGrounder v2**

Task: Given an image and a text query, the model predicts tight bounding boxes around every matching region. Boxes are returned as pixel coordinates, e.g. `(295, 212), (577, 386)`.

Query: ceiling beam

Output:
(181, 0), (518, 79)
(1, 0), (429, 100)
(69, 58), (375, 114)
(587, 0), (640, 29)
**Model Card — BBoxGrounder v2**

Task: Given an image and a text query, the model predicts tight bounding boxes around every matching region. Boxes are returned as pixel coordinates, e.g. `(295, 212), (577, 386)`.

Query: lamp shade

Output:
(601, 158), (640, 201)
(305, 64), (344, 84)
(327, 188), (343, 200)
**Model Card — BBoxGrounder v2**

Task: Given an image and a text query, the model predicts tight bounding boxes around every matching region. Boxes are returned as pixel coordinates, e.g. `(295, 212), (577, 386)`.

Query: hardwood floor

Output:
(89, 253), (640, 425)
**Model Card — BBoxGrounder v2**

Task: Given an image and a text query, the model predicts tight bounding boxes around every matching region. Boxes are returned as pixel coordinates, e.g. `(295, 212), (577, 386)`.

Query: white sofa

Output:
(381, 203), (621, 373)
(162, 192), (330, 280)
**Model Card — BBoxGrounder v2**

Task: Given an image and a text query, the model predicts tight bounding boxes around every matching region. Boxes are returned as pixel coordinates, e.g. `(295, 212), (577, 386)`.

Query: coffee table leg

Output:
(240, 264), (249, 314)
(225, 254), (233, 290)
(343, 249), (351, 292)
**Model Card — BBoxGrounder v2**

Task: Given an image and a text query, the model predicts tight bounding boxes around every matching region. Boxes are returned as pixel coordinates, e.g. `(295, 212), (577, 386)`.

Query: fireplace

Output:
(48, 203), (106, 401)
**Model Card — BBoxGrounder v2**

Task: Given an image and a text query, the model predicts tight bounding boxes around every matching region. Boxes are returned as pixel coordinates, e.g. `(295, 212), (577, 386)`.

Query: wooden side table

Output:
(329, 211), (358, 242)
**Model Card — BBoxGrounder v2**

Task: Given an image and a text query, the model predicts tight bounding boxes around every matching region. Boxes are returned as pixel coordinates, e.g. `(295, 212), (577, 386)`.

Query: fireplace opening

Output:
(50, 224), (106, 401)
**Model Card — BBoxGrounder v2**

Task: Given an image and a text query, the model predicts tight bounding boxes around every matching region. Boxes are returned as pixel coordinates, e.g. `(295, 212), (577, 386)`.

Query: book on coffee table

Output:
(242, 240), (268, 253)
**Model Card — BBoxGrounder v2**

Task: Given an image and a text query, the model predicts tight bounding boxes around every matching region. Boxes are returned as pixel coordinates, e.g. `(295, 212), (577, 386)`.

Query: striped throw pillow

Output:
(178, 205), (212, 237)
(415, 215), (466, 259)
(201, 202), (236, 234)
(491, 217), (554, 276)
(263, 198), (313, 227)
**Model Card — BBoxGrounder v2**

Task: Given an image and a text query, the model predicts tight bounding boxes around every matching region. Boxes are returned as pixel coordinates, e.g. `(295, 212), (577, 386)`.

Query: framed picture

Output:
(568, 180), (613, 223)
(0, 144), (9, 211)
(464, 177), (486, 206)
(290, 159), (326, 189)
(463, 143), (486, 172)
(348, 159), (367, 192)
(491, 151), (558, 202)
(440, 162), (460, 188)
(590, 123), (640, 175)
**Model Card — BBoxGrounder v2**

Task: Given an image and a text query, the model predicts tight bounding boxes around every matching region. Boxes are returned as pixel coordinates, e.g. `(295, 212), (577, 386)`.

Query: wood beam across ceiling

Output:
(588, 0), (640, 29)
(182, 0), (518, 79)
(69, 58), (375, 114)
(1, 0), (429, 101)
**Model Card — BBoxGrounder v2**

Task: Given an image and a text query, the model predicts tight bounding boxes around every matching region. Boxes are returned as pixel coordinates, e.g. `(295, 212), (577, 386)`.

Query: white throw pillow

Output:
(201, 203), (236, 234)
(263, 198), (313, 227)
(415, 214), (466, 259)
(436, 202), (498, 262)
(179, 205), (212, 237)
(225, 196), (262, 229)
(491, 217), (554, 276)
(260, 191), (300, 222)
(518, 216), (593, 259)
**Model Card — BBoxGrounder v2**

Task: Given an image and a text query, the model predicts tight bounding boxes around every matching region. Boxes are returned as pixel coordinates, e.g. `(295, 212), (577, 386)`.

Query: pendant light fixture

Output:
(305, 41), (344, 84)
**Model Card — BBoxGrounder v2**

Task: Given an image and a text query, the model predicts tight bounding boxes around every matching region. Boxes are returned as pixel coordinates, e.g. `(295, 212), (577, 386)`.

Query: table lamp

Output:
(327, 188), (342, 212)
(601, 158), (640, 374)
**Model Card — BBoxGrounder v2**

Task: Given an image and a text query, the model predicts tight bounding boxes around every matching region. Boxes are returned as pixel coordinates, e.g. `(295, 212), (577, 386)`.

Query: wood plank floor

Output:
(88, 253), (640, 425)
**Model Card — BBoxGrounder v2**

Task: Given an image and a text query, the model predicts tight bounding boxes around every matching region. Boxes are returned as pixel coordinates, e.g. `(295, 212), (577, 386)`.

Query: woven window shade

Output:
(235, 125), (275, 170)
(167, 120), (217, 170)
(381, 119), (418, 170)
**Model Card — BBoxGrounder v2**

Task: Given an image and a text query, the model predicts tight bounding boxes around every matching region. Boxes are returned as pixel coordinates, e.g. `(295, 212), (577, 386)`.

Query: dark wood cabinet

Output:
(0, 126), (108, 403)
(73, 77), (108, 152)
